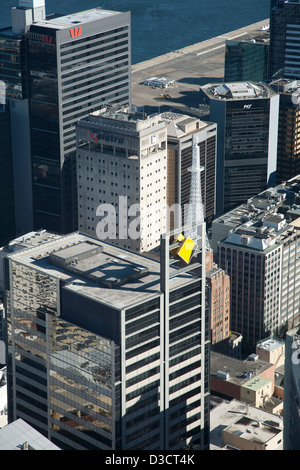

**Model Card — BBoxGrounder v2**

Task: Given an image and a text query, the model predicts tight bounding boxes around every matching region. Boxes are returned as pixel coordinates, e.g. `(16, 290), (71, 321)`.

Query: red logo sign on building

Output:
(70, 27), (82, 38)
(41, 35), (53, 44)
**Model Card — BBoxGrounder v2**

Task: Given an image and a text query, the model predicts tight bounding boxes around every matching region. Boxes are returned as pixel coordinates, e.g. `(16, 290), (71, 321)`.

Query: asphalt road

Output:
(131, 18), (269, 117)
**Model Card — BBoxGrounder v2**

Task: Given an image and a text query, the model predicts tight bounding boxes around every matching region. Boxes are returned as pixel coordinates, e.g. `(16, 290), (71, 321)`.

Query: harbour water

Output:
(0, 0), (270, 64)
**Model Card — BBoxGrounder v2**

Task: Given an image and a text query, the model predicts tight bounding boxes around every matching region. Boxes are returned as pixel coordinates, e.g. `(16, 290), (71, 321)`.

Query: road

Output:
(131, 18), (269, 117)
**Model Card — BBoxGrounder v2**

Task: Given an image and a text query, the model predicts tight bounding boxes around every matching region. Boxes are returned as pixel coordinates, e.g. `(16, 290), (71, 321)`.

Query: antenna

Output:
(185, 136), (211, 252)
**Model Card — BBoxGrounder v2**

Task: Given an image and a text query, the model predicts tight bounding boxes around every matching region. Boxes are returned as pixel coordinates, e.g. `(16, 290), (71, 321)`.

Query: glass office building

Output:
(5, 230), (209, 450)
(269, 0), (300, 80)
(201, 82), (279, 216)
(224, 36), (269, 83)
(0, 1), (131, 237)
(27, 9), (131, 235)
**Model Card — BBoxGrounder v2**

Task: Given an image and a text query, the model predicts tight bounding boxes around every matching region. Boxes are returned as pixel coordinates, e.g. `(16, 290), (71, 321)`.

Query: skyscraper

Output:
(224, 30), (269, 83)
(201, 81), (279, 216)
(0, 1), (131, 237)
(270, 78), (300, 184)
(211, 178), (300, 354)
(4, 229), (209, 450)
(269, 0), (300, 80)
(76, 106), (168, 253)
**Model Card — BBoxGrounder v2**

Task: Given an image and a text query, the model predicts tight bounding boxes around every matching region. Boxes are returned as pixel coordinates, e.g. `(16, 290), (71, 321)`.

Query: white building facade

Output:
(76, 107), (168, 253)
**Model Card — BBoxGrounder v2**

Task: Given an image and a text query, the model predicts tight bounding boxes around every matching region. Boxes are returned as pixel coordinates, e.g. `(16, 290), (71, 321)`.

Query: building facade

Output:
(76, 106), (167, 253)
(200, 82), (279, 216)
(269, 0), (300, 80)
(224, 30), (269, 83)
(161, 112), (217, 228)
(205, 250), (230, 346)
(27, 6), (131, 235)
(0, 1), (131, 237)
(270, 78), (300, 184)
(4, 229), (209, 450)
(211, 179), (300, 354)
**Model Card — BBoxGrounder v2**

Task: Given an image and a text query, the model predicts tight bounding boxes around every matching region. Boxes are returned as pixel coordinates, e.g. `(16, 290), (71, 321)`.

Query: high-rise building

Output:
(284, 325), (300, 450)
(269, 0), (300, 80)
(0, 1), (131, 237)
(0, 1), (35, 241)
(76, 106), (167, 253)
(211, 177), (300, 354)
(0, 106), (15, 245)
(270, 78), (300, 184)
(205, 250), (230, 346)
(224, 29), (270, 83)
(200, 81), (279, 216)
(4, 228), (209, 450)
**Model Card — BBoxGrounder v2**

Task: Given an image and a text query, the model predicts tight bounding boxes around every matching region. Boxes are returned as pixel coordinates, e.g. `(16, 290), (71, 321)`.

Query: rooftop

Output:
(210, 399), (283, 450)
(79, 105), (165, 134)
(212, 176), (300, 250)
(31, 8), (121, 30)
(7, 232), (197, 310)
(131, 18), (269, 118)
(241, 375), (272, 392)
(257, 337), (285, 352)
(161, 112), (210, 138)
(0, 419), (60, 450)
(211, 351), (273, 386)
(201, 81), (278, 101)
(224, 414), (282, 447)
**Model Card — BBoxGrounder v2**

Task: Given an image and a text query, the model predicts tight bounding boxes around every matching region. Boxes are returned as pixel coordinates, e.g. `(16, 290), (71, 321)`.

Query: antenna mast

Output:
(185, 136), (211, 252)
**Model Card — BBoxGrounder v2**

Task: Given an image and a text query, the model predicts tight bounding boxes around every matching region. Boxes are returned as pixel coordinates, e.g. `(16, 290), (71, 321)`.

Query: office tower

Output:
(27, 6), (131, 235)
(211, 178), (300, 354)
(269, 0), (300, 80)
(4, 228), (209, 450)
(284, 325), (300, 450)
(0, 1), (131, 237)
(0, 1), (35, 241)
(270, 78), (300, 184)
(161, 112), (217, 228)
(0, 107), (15, 245)
(224, 29), (270, 83)
(205, 251), (230, 346)
(76, 106), (167, 253)
(200, 82), (279, 216)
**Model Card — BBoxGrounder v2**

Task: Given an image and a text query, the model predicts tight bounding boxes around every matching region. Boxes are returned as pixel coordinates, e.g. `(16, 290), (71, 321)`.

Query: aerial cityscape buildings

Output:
(269, 0), (300, 80)
(200, 81), (279, 215)
(0, 0), (131, 238)
(76, 106), (168, 253)
(4, 227), (208, 450)
(211, 178), (300, 354)
(1, 0), (300, 453)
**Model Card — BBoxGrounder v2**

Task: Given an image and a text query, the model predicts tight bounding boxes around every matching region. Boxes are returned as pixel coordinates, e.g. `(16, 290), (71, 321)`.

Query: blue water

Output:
(1, 0), (270, 63)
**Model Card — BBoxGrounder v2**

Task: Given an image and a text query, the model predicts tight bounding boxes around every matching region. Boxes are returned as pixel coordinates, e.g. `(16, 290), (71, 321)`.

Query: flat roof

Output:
(210, 399), (283, 450)
(0, 419), (60, 450)
(32, 8), (121, 30)
(211, 351), (272, 386)
(242, 375), (272, 392)
(8, 232), (197, 310)
(257, 337), (285, 352)
(201, 81), (277, 101)
(224, 415), (282, 445)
